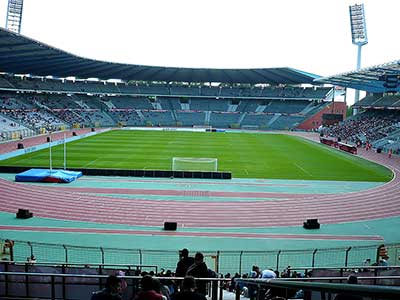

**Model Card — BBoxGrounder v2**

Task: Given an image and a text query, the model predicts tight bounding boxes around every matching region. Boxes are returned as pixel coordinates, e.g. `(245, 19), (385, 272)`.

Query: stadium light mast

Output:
(349, 3), (368, 115)
(5, 0), (24, 34)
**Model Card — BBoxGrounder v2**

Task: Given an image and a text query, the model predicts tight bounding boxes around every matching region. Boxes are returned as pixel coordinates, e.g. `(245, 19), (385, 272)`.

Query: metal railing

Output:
(235, 277), (400, 300)
(0, 272), (230, 300)
(2, 238), (400, 274)
(1, 271), (400, 300)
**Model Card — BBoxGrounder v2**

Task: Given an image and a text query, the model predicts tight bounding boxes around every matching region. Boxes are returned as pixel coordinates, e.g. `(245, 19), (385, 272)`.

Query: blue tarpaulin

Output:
(15, 169), (82, 183)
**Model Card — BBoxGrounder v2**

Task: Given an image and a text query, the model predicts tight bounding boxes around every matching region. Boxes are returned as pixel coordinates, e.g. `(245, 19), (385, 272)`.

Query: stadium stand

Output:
(209, 112), (241, 128)
(141, 110), (175, 126)
(0, 82), (331, 137)
(0, 69), (333, 137)
(322, 109), (400, 148)
(176, 111), (206, 126)
(268, 115), (305, 130)
(240, 113), (275, 128)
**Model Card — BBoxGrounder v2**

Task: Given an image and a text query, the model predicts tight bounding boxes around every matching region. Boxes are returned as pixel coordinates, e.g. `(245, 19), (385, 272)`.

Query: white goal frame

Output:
(192, 125), (212, 132)
(172, 157), (218, 172)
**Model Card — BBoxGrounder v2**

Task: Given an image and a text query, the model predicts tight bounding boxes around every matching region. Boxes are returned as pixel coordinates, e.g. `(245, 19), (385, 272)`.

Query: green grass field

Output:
(0, 130), (393, 181)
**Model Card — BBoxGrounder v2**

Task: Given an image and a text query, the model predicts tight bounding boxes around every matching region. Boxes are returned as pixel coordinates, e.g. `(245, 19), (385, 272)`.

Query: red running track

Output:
(0, 133), (399, 228)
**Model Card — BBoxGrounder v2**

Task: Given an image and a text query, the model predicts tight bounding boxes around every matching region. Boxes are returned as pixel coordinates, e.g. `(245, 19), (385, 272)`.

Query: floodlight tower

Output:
(5, 0), (24, 34)
(349, 4), (368, 115)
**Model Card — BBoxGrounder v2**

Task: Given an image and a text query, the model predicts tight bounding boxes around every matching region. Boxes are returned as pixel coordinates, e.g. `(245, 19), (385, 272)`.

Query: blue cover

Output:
(15, 169), (82, 183)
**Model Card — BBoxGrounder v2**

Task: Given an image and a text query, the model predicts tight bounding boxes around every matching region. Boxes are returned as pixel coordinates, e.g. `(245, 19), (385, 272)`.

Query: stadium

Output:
(0, 1), (400, 299)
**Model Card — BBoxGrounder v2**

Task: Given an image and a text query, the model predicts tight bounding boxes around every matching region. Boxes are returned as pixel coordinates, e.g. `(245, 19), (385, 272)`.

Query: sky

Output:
(0, 0), (399, 80)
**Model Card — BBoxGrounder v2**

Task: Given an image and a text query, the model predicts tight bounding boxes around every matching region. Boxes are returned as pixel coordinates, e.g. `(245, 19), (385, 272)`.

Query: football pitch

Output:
(0, 130), (392, 181)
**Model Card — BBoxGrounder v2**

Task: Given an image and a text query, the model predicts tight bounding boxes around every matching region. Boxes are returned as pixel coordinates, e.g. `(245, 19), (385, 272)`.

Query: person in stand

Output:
(176, 248), (195, 277)
(91, 275), (122, 300)
(135, 275), (163, 300)
(248, 266), (260, 300)
(260, 268), (277, 279)
(175, 276), (207, 300)
(186, 252), (209, 295)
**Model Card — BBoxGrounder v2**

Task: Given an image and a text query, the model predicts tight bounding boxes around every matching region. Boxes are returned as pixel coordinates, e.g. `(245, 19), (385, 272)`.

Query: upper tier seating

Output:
(1, 76), (330, 100)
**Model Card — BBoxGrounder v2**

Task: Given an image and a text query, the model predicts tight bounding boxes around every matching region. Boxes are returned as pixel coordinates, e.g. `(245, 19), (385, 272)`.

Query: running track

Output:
(0, 132), (399, 232)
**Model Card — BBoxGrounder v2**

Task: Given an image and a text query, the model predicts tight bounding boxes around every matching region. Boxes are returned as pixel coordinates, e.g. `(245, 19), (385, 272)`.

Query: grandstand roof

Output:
(315, 60), (400, 93)
(0, 27), (320, 84)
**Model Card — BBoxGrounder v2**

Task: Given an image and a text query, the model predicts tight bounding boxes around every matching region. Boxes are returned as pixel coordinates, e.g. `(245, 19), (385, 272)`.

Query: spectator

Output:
(229, 273), (240, 292)
(175, 276), (207, 300)
(260, 268), (277, 279)
(333, 275), (363, 300)
(248, 266), (260, 300)
(91, 275), (122, 300)
(186, 252), (209, 295)
(135, 275), (163, 300)
(161, 269), (175, 295)
(176, 248), (195, 277)
(152, 278), (170, 300)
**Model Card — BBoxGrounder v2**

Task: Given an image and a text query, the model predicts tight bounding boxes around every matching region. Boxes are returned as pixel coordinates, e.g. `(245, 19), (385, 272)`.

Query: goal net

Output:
(172, 157), (218, 172)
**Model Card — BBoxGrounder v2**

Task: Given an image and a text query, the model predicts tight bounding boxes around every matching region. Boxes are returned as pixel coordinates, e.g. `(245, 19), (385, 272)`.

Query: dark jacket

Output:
(91, 288), (122, 300)
(175, 290), (207, 300)
(135, 290), (164, 300)
(176, 256), (195, 277)
(186, 262), (209, 295)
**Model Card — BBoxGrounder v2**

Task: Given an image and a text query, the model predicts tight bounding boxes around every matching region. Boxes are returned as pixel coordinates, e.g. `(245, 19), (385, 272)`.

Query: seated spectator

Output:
(175, 276), (207, 300)
(135, 275), (163, 300)
(260, 268), (277, 279)
(91, 275), (122, 300)
(153, 278), (170, 300)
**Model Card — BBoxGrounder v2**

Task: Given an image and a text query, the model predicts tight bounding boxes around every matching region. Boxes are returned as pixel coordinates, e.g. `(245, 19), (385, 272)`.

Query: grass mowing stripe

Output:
(0, 130), (392, 181)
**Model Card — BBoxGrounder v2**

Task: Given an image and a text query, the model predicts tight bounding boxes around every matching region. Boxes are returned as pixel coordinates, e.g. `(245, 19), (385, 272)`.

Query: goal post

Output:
(192, 125), (212, 132)
(172, 157), (218, 172)
(193, 125), (212, 129)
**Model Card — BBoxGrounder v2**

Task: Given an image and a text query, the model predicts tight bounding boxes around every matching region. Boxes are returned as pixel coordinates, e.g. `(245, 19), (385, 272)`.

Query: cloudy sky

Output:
(0, 0), (399, 78)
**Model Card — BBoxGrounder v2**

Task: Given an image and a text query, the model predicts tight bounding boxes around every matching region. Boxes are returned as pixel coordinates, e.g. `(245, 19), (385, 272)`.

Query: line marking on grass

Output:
(245, 169), (249, 175)
(84, 158), (99, 168)
(294, 163), (312, 177)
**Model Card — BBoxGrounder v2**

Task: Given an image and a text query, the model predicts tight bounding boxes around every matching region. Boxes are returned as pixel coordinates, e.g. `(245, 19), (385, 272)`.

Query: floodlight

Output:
(349, 4), (368, 46)
(349, 4), (368, 114)
(6, 0), (24, 34)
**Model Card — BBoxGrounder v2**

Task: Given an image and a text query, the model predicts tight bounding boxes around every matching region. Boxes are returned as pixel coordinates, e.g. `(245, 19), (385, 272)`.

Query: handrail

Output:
(0, 272), (231, 300)
(0, 272), (230, 281)
(288, 265), (400, 271)
(235, 278), (400, 300)
(1, 272), (400, 300)
(2, 238), (400, 272)
(236, 276), (400, 299)
(2, 272), (400, 281)
(2, 261), (158, 268)
(235, 276), (400, 282)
